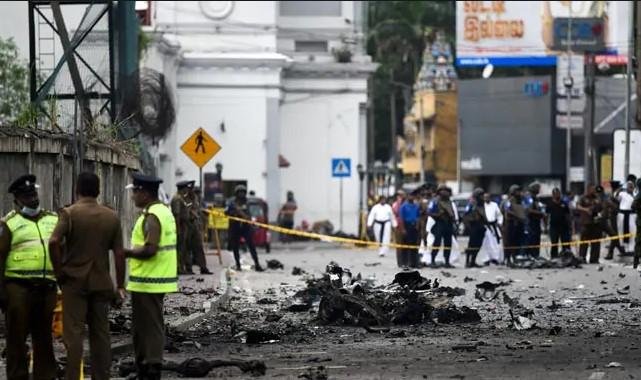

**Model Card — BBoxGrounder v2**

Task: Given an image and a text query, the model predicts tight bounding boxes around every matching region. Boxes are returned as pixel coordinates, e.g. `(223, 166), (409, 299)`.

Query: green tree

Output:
(0, 37), (30, 125)
(367, 1), (455, 161)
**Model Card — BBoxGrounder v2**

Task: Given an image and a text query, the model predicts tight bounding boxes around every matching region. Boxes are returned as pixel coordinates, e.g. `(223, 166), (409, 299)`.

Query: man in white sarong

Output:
(479, 192), (503, 265)
(367, 196), (397, 257)
(618, 181), (638, 253)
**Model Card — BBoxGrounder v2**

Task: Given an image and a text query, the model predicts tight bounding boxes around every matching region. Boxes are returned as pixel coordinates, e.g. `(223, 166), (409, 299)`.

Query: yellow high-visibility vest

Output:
(3, 211), (57, 281)
(127, 203), (178, 293)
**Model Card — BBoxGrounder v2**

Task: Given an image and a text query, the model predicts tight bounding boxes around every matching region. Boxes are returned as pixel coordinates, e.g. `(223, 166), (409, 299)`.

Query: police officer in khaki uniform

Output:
(124, 173), (178, 380)
(171, 181), (212, 275)
(48, 172), (126, 380)
(171, 180), (195, 274)
(0, 174), (58, 380)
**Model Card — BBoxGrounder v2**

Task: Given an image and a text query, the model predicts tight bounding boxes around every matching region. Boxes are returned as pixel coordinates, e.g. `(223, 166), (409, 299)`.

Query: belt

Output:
(487, 221), (501, 243)
(374, 220), (390, 224)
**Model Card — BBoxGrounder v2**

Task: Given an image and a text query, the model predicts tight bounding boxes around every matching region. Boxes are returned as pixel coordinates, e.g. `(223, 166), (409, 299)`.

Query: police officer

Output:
(226, 185), (264, 271)
(632, 178), (641, 269)
(524, 183), (546, 258)
(48, 172), (126, 380)
(427, 185), (457, 268)
(503, 184), (527, 266)
(171, 181), (212, 275)
(124, 173), (178, 380)
(463, 188), (486, 268)
(0, 174), (58, 380)
(171, 180), (194, 274)
(600, 183), (625, 259)
(576, 184), (603, 264)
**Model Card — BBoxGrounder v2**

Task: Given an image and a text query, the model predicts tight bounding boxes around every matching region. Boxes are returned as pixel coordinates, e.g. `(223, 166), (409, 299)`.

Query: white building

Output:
(0, 1), (376, 234)
(144, 1), (376, 233)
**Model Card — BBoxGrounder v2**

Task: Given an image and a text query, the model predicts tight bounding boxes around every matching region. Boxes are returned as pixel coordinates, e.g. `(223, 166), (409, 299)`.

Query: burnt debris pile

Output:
(295, 262), (480, 329)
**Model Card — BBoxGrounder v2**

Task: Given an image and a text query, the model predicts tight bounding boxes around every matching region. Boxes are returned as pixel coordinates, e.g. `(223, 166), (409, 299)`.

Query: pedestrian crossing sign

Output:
(181, 127), (221, 168)
(331, 158), (351, 178)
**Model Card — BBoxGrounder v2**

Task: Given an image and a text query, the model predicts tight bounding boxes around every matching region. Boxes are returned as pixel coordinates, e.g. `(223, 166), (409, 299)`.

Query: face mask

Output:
(21, 206), (41, 217)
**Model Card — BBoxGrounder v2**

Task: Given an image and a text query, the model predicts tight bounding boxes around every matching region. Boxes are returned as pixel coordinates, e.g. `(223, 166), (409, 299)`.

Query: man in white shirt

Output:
(618, 181), (637, 253)
(479, 192), (503, 265)
(367, 196), (397, 257)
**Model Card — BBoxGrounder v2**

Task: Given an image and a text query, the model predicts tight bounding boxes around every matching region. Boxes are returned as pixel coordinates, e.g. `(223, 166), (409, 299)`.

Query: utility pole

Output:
(565, 7), (572, 192)
(624, 2), (634, 180)
(584, 53), (596, 187)
(389, 71), (398, 192)
(637, 1), (641, 130)
(418, 94), (425, 183)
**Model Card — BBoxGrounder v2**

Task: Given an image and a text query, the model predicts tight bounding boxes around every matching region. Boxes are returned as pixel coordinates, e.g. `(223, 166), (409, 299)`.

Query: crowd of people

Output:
(367, 176), (641, 269)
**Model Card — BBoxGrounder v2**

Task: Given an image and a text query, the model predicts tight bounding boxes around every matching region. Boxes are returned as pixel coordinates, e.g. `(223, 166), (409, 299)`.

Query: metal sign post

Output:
(331, 158), (352, 232)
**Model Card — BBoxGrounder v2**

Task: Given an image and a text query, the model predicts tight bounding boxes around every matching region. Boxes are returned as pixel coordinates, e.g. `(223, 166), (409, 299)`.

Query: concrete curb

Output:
(111, 268), (232, 356)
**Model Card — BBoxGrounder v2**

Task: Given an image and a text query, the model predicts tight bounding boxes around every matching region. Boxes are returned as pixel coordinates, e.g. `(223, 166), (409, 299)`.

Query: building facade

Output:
(141, 1), (376, 233)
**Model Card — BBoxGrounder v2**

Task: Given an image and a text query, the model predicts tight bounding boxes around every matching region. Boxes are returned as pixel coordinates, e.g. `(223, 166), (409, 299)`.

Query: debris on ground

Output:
(549, 326), (562, 336)
(616, 285), (630, 295)
(239, 329), (281, 344)
(364, 262), (382, 267)
(595, 297), (633, 305)
(267, 260), (285, 270)
(118, 357), (266, 377)
(293, 264), (478, 329)
(292, 267), (306, 275)
(509, 251), (582, 269)
(475, 281), (510, 302)
(503, 293), (536, 330)
(605, 361), (623, 368)
(464, 276), (476, 283)
(298, 365), (328, 380)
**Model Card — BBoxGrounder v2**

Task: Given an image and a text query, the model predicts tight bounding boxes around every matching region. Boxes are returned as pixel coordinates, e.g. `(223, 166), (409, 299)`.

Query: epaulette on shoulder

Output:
(1, 210), (17, 223)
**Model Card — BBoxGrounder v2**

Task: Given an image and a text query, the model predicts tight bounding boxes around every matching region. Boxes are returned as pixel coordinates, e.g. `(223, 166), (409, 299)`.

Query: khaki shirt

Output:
(52, 198), (123, 291)
(171, 193), (192, 228)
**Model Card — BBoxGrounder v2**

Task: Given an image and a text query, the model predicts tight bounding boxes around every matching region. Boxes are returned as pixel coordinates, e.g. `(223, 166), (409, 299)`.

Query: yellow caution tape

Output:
(206, 209), (636, 251)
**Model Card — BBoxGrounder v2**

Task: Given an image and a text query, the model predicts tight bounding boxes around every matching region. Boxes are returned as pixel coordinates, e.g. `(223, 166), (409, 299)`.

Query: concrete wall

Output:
(0, 130), (140, 242)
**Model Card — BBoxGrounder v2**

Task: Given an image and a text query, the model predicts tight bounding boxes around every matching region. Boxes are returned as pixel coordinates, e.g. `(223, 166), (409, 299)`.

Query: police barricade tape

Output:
(205, 209), (636, 251)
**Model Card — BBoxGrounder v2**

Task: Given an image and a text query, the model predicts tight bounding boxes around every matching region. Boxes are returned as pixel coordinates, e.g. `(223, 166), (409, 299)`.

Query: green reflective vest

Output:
(3, 211), (58, 281)
(127, 203), (178, 293)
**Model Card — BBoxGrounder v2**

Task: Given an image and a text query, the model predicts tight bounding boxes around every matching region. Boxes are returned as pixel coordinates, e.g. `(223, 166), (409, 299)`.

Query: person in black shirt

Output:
(546, 187), (572, 258)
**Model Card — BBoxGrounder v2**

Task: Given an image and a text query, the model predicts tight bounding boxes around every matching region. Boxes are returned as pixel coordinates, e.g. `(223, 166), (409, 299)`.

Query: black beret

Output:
(176, 180), (195, 189)
(8, 174), (38, 195)
(126, 173), (163, 192)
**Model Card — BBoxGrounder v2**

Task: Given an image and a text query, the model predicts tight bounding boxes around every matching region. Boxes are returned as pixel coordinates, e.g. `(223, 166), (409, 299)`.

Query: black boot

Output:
(634, 254), (639, 269)
(200, 267), (213, 275)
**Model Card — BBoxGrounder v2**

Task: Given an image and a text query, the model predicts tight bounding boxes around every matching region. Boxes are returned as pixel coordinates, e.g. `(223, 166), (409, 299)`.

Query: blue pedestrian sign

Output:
(331, 158), (351, 178)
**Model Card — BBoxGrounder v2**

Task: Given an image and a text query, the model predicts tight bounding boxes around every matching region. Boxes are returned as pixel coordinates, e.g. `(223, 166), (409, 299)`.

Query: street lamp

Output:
(357, 163), (365, 238)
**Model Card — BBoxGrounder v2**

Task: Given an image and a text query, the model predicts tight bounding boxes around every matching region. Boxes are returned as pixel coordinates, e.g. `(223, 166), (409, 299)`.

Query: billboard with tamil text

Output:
(456, 1), (631, 66)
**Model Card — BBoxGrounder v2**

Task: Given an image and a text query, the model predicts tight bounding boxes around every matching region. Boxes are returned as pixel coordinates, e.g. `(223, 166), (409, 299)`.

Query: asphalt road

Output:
(154, 243), (641, 379)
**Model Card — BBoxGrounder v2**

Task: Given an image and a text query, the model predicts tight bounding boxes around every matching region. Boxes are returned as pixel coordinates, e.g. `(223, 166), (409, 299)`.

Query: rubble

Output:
(298, 365), (328, 380)
(475, 281), (510, 302)
(509, 251), (582, 269)
(117, 357), (266, 377)
(292, 267), (306, 275)
(267, 260), (285, 270)
(296, 264), (479, 329)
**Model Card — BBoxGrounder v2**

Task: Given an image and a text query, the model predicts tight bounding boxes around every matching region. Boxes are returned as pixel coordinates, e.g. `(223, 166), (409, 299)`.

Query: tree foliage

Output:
(0, 37), (30, 125)
(367, 1), (455, 161)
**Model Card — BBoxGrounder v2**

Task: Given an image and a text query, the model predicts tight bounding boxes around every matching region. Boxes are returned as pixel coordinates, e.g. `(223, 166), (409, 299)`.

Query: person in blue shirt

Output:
(398, 191), (421, 268)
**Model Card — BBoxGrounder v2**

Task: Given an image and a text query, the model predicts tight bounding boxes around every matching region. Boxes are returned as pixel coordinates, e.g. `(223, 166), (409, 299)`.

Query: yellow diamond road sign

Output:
(180, 127), (221, 168)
